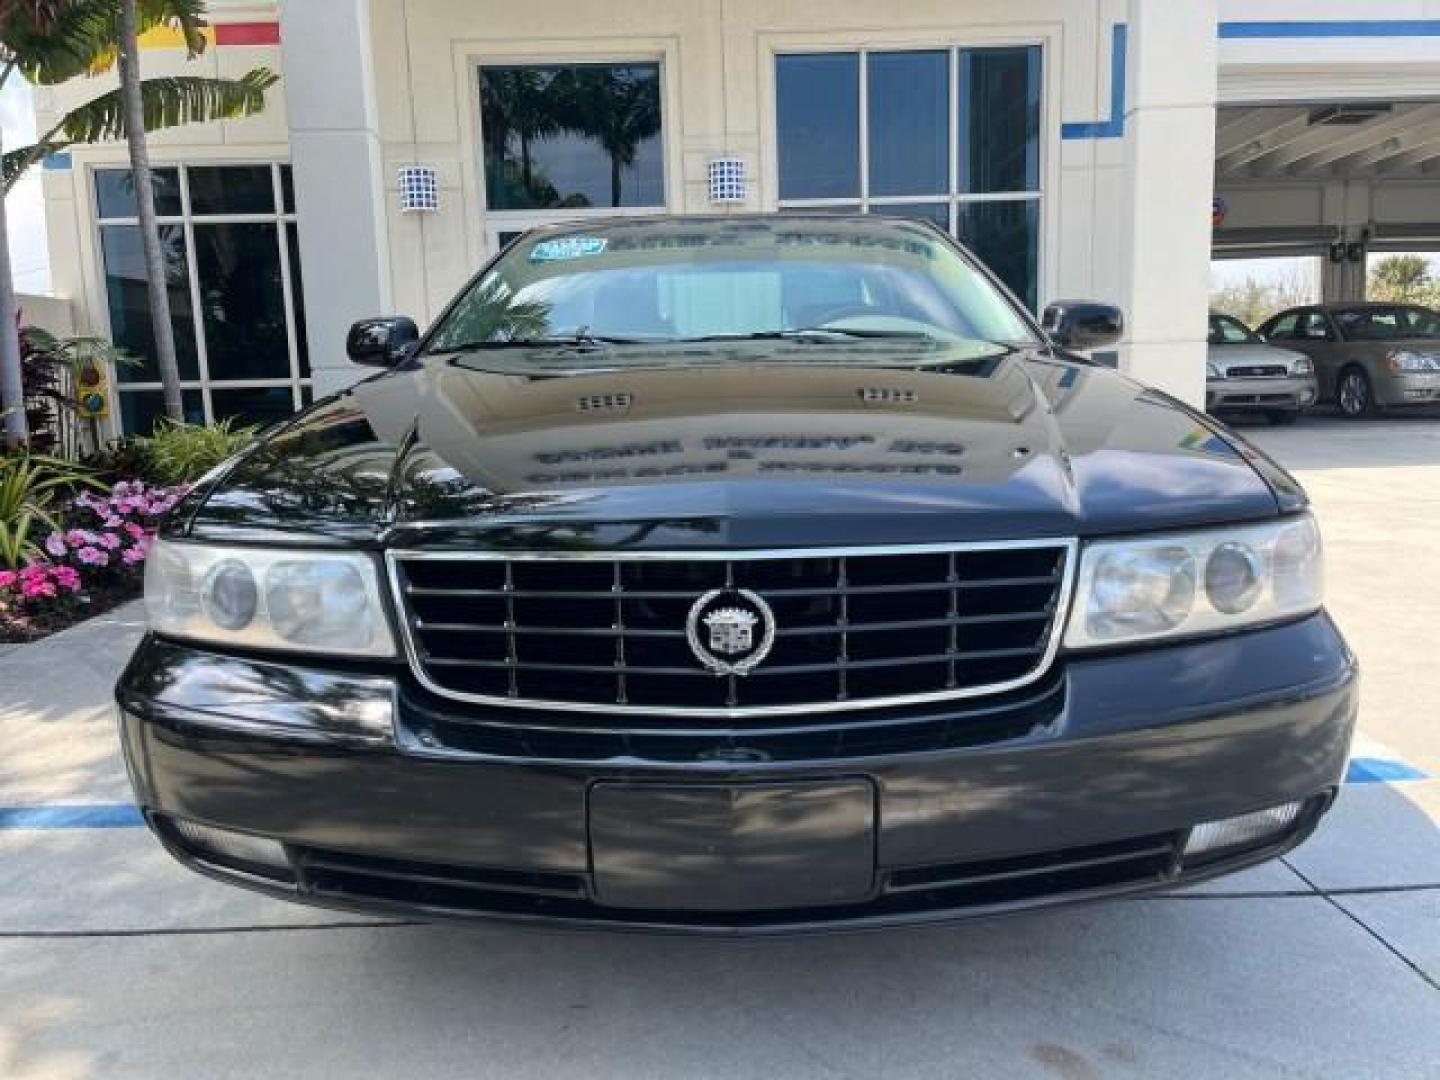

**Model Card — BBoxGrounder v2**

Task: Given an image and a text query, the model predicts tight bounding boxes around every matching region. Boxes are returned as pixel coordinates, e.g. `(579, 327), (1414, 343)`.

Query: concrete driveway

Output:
(1, 419), (1437, 1079)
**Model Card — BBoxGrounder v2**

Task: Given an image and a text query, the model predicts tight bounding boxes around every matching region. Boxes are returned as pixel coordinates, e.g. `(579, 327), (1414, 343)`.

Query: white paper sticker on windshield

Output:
(530, 237), (608, 262)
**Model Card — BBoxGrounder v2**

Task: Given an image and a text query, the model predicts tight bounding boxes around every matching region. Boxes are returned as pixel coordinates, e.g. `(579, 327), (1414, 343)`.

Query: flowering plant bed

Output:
(0, 481), (187, 645)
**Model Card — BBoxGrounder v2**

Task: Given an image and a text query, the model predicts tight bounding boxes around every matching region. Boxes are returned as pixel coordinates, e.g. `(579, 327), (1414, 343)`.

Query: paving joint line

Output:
(6, 883), (1440, 939)
(1284, 859), (1440, 994)
(0, 919), (420, 940)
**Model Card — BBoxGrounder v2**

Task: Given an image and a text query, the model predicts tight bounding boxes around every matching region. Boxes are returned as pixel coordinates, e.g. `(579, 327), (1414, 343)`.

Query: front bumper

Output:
(1206, 376), (1317, 413)
(117, 612), (1357, 934)
(1375, 371), (1440, 407)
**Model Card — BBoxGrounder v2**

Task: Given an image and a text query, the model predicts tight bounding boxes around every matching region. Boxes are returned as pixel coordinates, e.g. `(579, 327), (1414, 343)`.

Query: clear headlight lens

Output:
(1065, 514), (1323, 648)
(1386, 350), (1440, 373)
(146, 540), (396, 657)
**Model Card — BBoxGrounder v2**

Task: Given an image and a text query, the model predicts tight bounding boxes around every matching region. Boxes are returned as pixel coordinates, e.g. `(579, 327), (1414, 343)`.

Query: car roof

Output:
(520, 212), (943, 239)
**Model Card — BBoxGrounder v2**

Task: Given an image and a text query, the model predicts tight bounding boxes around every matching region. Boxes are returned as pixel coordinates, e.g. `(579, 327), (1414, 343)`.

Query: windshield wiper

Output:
(433, 327), (648, 353)
(677, 327), (937, 343)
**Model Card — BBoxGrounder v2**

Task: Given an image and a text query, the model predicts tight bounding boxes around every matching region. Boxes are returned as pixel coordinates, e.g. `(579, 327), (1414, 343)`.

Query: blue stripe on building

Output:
(1061, 23), (1127, 141)
(1219, 20), (1440, 39)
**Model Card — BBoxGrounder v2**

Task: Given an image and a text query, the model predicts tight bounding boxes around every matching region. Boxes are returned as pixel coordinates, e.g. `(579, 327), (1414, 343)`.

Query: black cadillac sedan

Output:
(117, 215), (1356, 933)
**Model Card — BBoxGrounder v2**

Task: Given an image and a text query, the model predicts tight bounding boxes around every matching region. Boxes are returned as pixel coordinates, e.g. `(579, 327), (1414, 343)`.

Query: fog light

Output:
(170, 818), (294, 881)
(1183, 801), (1303, 860)
(1300, 388), (1317, 406)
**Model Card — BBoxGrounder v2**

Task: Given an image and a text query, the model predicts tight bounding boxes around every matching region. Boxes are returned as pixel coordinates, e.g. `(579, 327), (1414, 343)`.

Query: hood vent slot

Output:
(576, 392), (634, 414)
(859, 387), (918, 406)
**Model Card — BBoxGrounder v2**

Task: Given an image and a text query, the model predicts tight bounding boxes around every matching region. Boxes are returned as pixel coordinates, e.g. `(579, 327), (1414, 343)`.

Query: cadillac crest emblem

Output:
(686, 588), (776, 676)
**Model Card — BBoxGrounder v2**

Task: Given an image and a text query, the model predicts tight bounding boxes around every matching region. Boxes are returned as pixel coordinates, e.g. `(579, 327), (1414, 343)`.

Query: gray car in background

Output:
(1259, 303), (1440, 418)
(1207, 312), (1317, 425)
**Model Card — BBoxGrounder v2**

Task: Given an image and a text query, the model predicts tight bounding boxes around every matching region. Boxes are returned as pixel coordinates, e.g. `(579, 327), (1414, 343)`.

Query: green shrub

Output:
(0, 455), (105, 569)
(83, 437), (154, 484)
(132, 419), (257, 486)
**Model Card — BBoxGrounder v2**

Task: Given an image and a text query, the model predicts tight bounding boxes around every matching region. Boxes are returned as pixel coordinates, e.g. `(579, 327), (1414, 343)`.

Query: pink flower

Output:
(65, 529), (98, 548)
(97, 532), (123, 551)
(122, 545), (147, 566)
(0, 571), (16, 589)
(44, 533), (67, 557)
(20, 573), (55, 599)
(53, 566), (82, 591)
(76, 546), (109, 567)
(124, 522), (147, 541)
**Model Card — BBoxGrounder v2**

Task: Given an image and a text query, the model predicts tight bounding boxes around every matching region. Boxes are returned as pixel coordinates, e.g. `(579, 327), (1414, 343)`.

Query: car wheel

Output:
(1266, 410), (1298, 426)
(1337, 368), (1375, 418)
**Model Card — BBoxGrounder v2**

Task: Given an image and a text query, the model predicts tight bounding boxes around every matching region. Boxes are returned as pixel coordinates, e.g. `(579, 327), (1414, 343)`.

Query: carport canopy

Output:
(1213, 100), (1440, 300)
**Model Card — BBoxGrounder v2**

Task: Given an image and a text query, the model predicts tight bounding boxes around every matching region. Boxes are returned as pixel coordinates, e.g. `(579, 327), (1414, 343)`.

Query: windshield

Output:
(1209, 313), (1262, 345)
(1334, 306), (1440, 341)
(423, 217), (1039, 359)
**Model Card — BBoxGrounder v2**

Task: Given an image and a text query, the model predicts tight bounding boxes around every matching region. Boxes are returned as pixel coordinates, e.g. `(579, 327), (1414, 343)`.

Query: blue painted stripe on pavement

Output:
(1346, 757), (1429, 784)
(1219, 20), (1440, 40)
(0, 804), (144, 829)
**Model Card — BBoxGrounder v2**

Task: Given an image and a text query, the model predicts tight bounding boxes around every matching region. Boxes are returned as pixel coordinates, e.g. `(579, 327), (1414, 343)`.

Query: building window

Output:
(480, 62), (665, 212)
(775, 46), (1043, 311)
(95, 163), (309, 434)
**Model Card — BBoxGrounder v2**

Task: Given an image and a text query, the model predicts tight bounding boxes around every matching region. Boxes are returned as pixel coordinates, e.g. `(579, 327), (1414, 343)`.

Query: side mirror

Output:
(1041, 300), (1125, 351)
(346, 317), (420, 367)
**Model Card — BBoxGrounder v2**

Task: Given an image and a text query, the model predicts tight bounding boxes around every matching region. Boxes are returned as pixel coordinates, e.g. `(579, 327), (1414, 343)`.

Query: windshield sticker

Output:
(530, 237), (608, 262)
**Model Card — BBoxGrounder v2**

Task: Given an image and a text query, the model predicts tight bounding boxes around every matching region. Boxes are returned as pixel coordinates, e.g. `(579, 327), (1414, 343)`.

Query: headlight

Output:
(1065, 514), (1323, 648)
(1206, 361), (1223, 379)
(1385, 350), (1440, 373)
(1290, 356), (1314, 377)
(146, 540), (396, 657)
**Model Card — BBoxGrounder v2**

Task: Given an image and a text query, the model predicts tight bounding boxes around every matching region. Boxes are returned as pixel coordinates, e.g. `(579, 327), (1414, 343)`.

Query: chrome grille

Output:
(389, 541), (1075, 718)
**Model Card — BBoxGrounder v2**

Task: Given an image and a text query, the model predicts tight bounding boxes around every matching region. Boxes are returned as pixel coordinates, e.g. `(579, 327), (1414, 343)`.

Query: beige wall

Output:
(16, 293), (75, 336)
(369, 0), (1135, 327)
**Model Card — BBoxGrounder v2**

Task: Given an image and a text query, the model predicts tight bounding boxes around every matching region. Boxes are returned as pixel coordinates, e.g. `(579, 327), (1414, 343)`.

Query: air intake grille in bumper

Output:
(1225, 365), (1289, 378)
(389, 541), (1074, 718)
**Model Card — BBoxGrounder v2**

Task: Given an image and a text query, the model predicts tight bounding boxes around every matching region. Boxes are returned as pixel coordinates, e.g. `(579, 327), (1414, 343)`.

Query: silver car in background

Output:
(1207, 312), (1318, 425)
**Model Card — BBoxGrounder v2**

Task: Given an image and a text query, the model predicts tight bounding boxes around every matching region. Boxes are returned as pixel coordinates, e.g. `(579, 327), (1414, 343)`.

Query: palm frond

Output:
(4, 0), (114, 84)
(137, 0), (209, 56)
(2, 139), (70, 194)
(55, 69), (278, 143)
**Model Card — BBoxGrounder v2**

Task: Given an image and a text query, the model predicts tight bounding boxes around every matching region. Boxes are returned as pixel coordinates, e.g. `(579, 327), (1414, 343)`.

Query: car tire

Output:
(1266, 410), (1298, 426)
(1337, 367), (1376, 419)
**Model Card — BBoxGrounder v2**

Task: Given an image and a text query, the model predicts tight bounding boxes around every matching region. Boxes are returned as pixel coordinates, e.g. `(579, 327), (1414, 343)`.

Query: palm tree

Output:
(561, 67), (661, 207)
(0, 0), (276, 442)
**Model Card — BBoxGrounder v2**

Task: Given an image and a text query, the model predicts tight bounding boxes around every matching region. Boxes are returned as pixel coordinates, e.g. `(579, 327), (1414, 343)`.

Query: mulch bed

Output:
(0, 580), (142, 646)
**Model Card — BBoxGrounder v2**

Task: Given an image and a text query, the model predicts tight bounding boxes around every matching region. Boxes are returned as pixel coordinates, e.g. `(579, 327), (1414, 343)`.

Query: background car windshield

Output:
(425, 218), (1037, 355)
(1209, 313), (1261, 345)
(1335, 306), (1440, 341)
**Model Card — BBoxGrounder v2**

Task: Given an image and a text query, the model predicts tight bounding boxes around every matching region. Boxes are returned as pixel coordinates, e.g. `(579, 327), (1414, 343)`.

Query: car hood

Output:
(181, 345), (1298, 550)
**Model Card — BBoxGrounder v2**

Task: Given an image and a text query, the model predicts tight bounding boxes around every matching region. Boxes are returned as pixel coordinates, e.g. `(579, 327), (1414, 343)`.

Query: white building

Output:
(25, 0), (1440, 435)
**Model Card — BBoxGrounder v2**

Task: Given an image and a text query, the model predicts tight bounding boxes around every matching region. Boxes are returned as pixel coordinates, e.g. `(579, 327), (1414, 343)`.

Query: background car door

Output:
(1271, 310), (1342, 399)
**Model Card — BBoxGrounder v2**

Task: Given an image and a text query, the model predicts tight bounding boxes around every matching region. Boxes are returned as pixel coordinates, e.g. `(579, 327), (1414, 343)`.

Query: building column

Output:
(1117, 0), (1218, 407)
(279, 0), (392, 398)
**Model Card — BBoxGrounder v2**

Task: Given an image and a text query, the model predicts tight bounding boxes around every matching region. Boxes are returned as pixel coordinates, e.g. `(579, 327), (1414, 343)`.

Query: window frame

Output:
(90, 161), (309, 432)
(766, 39), (1048, 309)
